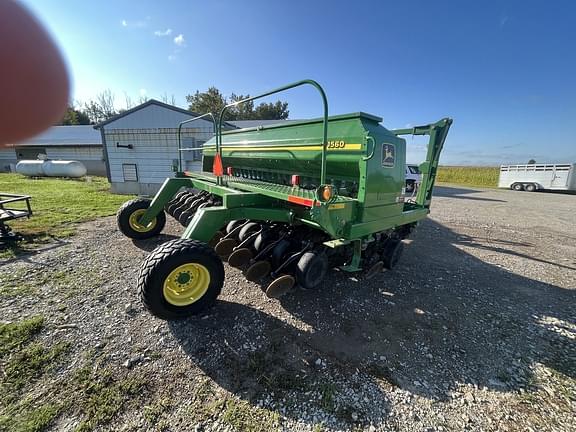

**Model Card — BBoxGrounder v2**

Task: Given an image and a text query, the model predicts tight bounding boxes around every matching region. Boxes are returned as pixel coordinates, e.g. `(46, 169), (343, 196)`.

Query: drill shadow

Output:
(277, 218), (575, 398)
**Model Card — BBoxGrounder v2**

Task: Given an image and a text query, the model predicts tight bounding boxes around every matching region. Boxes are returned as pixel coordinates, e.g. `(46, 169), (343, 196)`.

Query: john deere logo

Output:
(382, 143), (395, 167)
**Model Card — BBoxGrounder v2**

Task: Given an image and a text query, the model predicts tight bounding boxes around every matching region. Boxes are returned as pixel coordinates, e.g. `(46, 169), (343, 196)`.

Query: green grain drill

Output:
(116, 80), (452, 320)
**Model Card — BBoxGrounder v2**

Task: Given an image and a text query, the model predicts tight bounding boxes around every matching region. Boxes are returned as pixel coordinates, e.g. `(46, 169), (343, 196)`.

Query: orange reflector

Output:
(287, 195), (314, 207)
(213, 153), (223, 177)
(321, 187), (332, 201)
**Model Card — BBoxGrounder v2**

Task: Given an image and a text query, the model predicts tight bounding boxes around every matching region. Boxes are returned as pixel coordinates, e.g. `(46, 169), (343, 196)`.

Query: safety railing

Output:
(177, 113), (217, 172)
(215, 79), (329, 186)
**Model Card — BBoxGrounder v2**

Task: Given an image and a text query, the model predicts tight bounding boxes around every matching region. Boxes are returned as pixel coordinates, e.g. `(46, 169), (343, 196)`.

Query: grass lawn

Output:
(0, 174), (132, 256)
(436, 166), (499, 188)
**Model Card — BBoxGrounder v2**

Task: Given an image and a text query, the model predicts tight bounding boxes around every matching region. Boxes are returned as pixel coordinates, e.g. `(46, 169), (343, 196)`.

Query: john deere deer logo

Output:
(382, 143), (395, 167)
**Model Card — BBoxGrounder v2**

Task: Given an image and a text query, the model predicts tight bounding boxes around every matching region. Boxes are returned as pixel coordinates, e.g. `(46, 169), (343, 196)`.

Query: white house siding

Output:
(0, 148), (17, 172)
(105, 125), (212, 195)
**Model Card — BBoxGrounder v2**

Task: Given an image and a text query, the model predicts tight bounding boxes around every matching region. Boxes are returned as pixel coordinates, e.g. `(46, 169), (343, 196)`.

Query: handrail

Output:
(216, 79), (329, 186)
(177, 113), (217, 172)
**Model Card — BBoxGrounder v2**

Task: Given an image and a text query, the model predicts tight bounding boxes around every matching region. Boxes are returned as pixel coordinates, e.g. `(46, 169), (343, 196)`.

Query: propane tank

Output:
(15, 160), (87, 178)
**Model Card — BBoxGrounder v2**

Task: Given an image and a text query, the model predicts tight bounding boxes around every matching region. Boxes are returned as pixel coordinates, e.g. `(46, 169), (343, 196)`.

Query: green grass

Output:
(0, 316), (150, 432)
(436, 166), (499, 188)
(0, 316), (44, 358)
(0, 173), (131, 239)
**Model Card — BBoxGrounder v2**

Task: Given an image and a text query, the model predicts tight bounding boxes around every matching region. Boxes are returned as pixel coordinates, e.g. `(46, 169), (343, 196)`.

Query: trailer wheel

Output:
(117, 198), (166, 240)
(138, 239), (224, 320)
(511, 183), (523, 191)
(524, 183), (536, 192)
(296, 252), (328, 289)
(382, 239), (404, 270)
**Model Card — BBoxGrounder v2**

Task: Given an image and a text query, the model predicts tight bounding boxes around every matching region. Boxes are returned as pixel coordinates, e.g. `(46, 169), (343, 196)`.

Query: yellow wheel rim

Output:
(163, 263), (210, 306)
(128, 209), (157, 233)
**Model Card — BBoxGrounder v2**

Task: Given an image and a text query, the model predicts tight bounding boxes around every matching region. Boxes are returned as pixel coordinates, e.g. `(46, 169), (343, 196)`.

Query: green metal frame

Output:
(215, 79), (329, 185)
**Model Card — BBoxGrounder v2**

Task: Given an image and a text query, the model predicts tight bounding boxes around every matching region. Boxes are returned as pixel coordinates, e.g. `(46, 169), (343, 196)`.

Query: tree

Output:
(186, 87), (228, 119)
(253, 100), (289, 120)
(185, 87), (289, 120)
(58, 104), (91, 125)
(527, 159), (536, 164)
(84, 90), (118, 123)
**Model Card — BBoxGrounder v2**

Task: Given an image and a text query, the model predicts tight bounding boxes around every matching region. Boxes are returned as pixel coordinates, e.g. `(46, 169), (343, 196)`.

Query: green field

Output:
(0, 174), (132, 242)
(436, 166), (499, 188)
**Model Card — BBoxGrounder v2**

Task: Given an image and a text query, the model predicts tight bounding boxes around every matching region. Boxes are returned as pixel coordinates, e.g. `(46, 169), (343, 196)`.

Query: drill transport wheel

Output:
(117, 198), (166, 240)
(227, 248), (253, 268)
(244, 260), (271, 282)
(266, 274), (295, 298)
(138, 239), (224, 320)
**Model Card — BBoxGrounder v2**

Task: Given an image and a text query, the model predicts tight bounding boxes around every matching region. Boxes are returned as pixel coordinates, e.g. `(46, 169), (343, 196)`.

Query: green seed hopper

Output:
(116, 80), (452, 320)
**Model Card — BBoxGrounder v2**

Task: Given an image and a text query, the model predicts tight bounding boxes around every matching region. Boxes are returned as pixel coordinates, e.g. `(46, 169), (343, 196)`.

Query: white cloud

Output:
(139, 88), (147, 97)
(173, 34), (185, 46)
(121, 18), (149, 29)
(168, 54), (177, 62)
(154, 28), (172, 37)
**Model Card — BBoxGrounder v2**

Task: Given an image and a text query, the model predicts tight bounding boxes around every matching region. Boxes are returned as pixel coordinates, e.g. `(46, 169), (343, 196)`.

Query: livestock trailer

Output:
(498, 163), (576, 192)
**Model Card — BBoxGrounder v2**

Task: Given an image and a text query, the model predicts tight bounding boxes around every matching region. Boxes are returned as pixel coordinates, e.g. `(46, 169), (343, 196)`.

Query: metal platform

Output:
(0, 193), (32, 243)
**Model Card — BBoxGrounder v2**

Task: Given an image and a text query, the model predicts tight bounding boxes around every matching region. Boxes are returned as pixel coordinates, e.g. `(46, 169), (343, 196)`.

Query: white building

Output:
(95, 100), (236, 195)
(0, 126), (105, 175)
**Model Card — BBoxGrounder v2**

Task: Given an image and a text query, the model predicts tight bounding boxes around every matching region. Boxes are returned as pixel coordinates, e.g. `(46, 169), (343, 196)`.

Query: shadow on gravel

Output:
(169, 218), (575, 426)
(433, 186), (506, 202)
(131, 233), (179, 252)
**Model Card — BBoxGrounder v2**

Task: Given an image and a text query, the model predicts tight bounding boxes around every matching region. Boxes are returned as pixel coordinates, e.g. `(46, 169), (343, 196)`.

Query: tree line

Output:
(59, 87), (289, 125)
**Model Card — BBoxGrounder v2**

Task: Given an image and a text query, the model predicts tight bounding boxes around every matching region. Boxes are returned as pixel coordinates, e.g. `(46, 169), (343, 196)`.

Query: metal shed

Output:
(95, 100), (236, 195)
(0, 126), (105, 175)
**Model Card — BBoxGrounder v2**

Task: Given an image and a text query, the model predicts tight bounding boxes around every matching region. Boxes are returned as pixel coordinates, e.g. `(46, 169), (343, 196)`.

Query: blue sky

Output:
(23, 0), (576, 165)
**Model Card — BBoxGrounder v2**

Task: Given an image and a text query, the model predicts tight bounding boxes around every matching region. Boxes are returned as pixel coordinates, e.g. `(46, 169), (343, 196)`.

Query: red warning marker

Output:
(213, 153), (223, 177)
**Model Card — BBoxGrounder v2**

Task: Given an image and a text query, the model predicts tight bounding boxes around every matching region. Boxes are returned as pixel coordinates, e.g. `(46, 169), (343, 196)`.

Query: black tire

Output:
(512, 183), (523, 191)
(238, 222), (260, 242)
(167, 192), (193, 215)
(253, 230), (276, 252)
(271, 239), (292, 269)
(165, 191), (188, 209)
(226, 220), (244, 234)
(179, 209), (194, 227)
(138, 239), (224, 320)
(295, 251), (328, 289)
(117, 198), (166, 240)
(382, 239), (404, 270)
(525, 183), (536, 192)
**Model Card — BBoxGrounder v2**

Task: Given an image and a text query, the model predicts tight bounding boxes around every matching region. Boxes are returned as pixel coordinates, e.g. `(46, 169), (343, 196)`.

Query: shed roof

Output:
(14, 125), (102, 147)
(94, 99), (237, 129)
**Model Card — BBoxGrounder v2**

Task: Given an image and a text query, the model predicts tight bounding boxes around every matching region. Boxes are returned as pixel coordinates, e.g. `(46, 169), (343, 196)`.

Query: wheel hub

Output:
(163, 263), (210, 306)
(128, 209), (157, 233)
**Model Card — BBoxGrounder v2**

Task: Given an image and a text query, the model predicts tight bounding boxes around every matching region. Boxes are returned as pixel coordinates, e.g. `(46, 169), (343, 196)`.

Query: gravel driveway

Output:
(1, 185), (574, 431)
